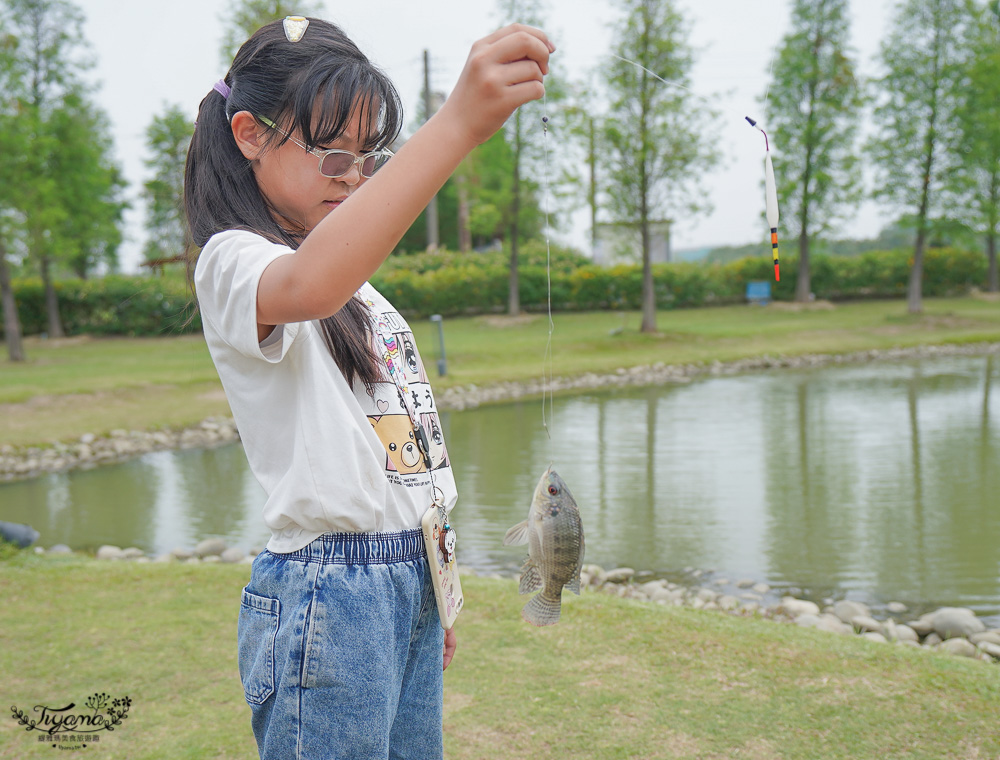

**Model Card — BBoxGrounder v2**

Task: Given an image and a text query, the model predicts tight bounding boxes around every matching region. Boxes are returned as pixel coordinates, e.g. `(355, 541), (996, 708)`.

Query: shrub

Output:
(2, 247), (987, 334)
(3, 276), (200, 337)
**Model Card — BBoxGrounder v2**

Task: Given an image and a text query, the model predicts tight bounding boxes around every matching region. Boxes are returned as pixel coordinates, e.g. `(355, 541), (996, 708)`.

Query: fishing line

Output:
(609, 53), (695, 93)
(540, 93), (555, 443)
(761, 43), (778, 112)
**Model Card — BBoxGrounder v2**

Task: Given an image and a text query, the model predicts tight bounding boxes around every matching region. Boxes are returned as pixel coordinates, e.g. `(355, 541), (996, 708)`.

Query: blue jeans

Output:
(238, 530), (444, 760)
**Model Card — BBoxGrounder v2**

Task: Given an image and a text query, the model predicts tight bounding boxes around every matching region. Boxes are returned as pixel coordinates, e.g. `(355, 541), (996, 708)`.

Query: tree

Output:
(496, 0), (552, 314)
(602, 0), (719, 332)
(7, 0), (84, 338)
(568, 79), (604, 253)
(1, 0), (125, 338)
(952, 0), (1000, 292)
(219, 0), (323, 66)
(869, 0), (973, 313)
(462, 131), (521, 248)
(0, 3), (28, 360)
(143, 105), (195, 265)
(47, 92), (127, 278)
(764, 0), (864, 302)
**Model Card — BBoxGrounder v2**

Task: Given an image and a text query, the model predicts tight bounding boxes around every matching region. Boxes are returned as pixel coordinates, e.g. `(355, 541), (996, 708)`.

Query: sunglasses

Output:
(256, 115), (393, 179)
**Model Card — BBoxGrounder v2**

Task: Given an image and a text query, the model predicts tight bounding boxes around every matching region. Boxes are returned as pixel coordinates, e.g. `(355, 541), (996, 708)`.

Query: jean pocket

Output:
(238, 588), (280, 706)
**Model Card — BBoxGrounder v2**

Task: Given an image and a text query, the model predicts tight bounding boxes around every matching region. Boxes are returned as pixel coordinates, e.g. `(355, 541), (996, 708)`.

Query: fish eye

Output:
(548, 485), (559, 496)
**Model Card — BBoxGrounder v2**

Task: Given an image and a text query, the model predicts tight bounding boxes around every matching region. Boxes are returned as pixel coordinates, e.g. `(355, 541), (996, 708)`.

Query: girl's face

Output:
(251, 104), (374, 234)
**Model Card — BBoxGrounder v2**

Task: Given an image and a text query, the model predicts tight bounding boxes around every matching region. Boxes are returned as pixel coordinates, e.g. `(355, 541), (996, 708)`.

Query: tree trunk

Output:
(796, 229), (811, 302)
(795, 11), (822, 304)
(638, 11), (655, 333)
(987, 233), (998, 293)
(39, 252), (66, 338)
(0, 244), (26, 362)
(423, 50), (439, 251)
(909, 20), (942, 315)
(457, 174), (470, 255)
(589, 116), (598, 252)
(988, 171), (999, 293)
(909, 226), (926, 315)
(640, 216), (655, 332)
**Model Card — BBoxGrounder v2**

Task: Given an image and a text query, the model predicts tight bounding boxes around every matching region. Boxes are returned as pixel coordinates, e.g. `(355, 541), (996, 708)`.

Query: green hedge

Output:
(371, 246), (988, 318)
(4, 275), (200, 337)
(0, 247), (988, 336)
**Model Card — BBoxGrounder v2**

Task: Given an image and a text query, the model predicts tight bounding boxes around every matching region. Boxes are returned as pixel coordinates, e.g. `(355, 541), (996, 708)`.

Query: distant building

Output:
(592, 220), (672, 266)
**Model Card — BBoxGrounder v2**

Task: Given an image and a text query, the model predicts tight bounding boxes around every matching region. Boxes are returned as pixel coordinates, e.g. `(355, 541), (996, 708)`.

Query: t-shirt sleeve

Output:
(194, 229), (301, 363)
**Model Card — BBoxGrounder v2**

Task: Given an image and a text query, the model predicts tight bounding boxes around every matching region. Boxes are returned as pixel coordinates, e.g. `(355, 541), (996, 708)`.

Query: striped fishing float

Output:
(745, 116), (780, 282)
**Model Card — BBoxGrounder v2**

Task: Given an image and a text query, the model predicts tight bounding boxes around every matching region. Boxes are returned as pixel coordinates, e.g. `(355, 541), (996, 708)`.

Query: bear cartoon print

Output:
(370, 413), (424, 474)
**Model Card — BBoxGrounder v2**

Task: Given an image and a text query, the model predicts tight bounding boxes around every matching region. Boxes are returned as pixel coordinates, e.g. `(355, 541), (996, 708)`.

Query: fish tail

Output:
(521, 592), (562, 627)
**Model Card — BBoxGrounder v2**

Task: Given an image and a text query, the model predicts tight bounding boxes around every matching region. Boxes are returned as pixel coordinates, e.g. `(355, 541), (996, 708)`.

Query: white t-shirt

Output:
(194, 229), (458, 554)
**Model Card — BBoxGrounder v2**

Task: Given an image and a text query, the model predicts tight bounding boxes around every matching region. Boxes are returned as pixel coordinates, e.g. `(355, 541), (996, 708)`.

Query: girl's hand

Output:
(443, 626), (457, 670)
(438, 24), (555, 148)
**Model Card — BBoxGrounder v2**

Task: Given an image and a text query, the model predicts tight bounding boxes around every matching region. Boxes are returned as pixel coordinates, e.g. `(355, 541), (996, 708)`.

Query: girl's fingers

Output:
(440, 23), (553, 145)
(499, 59), (546, 88)
(480, 22), (555, 54)
(442, 628), (457, 670)
(505, 79), (546, 108)
(487, 29), (552, 75)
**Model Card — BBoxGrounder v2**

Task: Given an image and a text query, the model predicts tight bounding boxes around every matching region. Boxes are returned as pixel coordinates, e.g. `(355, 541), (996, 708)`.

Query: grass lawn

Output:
(1, 297), (999, 448)
(1, 549), (999, 759)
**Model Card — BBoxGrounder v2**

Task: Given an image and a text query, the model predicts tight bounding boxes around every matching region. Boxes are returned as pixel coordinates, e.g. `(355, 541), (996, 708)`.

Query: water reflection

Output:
(0, 354), (997, 622)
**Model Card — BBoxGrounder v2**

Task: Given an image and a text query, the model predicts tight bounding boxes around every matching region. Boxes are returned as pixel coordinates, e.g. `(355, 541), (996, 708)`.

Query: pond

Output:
(2, 353), (997, 623)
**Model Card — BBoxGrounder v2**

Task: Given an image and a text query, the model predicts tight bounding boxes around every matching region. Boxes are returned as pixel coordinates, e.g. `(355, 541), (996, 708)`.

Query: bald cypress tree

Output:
(764, 0), (864, 303)
(869, 0), (974, 314)
(602, 0), (718, 333)
(953, 1), (1000, 292)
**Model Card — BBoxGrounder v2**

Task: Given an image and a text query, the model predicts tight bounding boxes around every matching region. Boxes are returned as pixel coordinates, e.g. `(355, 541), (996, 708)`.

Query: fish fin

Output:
(567, 541), (585, 596)
(518, 560), (544, 595)
(567, 573), (581, 596)
(521, 592), (562, 626)
(503, 520), (530, 546)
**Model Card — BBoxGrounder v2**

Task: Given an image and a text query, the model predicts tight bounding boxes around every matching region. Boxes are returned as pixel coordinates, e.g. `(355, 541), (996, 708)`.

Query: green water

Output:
(2, 354), (997, 621)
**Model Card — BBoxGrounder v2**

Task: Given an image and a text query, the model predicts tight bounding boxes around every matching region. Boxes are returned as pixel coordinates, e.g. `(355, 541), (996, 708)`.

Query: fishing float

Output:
(745, 116), (780, 282)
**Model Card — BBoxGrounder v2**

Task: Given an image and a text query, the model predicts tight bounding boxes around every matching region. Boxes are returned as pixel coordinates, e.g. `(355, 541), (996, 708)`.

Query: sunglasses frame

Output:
(256, 115), (393, 179)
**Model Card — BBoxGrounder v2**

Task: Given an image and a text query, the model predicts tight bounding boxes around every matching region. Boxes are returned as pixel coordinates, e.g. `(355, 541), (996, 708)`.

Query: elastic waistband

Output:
(269, 528), (426, 566)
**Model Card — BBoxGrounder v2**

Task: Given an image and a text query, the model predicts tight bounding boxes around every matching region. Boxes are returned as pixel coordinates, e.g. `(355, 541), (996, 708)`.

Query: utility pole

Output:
(423, 49), (439, 251)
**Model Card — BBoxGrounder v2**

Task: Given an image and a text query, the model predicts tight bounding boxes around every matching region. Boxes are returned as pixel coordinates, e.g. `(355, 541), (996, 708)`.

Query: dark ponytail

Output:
(184, 18), (403, 394)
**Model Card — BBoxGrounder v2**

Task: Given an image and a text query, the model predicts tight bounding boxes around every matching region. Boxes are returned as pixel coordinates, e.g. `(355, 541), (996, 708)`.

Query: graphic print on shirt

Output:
(369, 412), (423, 473)
(420, 412), (449, 470)
(358, 287), (450, 481)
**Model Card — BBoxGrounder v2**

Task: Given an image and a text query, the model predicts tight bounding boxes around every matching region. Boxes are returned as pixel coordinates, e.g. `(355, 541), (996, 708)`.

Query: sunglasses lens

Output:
(361, 152), (391, 177)
(320, 152), (355, 177)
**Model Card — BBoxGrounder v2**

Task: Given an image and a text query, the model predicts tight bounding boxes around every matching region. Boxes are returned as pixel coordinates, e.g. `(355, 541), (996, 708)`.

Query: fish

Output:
(503, 467), (585, 626)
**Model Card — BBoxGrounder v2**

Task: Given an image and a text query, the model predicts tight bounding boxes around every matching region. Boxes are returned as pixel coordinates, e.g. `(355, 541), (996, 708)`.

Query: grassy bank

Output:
(2, 297), (999, 447)
(1, 550), (999, 759)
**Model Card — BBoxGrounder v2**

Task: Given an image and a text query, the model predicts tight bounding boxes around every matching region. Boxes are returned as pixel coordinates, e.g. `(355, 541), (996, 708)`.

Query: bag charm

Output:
(439, 520), (456, 563)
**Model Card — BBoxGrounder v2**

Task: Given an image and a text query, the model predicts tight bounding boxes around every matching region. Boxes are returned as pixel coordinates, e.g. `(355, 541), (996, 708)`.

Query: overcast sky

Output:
(73, 0), (896, 272)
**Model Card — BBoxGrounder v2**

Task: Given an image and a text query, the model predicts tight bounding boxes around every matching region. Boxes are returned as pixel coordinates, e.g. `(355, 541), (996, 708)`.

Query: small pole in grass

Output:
(430, 314), (447, 377)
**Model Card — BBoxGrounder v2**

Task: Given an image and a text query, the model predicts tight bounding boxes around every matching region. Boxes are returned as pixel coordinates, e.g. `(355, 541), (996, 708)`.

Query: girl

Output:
(184, 16), (553, 760)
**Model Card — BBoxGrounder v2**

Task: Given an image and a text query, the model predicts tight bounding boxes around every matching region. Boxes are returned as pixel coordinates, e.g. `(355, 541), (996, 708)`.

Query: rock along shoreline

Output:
(20, 542), (1000, 666)
(3, 340), (999, 482)
(574, 564), (1000, 665)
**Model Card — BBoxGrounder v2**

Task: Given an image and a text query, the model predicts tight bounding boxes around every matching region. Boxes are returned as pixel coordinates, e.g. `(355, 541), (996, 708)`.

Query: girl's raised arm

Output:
(253, 24), (554, 331)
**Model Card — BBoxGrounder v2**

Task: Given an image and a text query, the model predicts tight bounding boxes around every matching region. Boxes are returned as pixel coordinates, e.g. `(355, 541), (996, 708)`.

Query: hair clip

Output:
(213, 79), (231, 99)
(283, 15), (309, 43)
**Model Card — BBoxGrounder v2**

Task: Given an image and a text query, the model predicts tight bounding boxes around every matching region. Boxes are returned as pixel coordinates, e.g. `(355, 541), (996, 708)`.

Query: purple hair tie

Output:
(213, 79), (231, 99)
